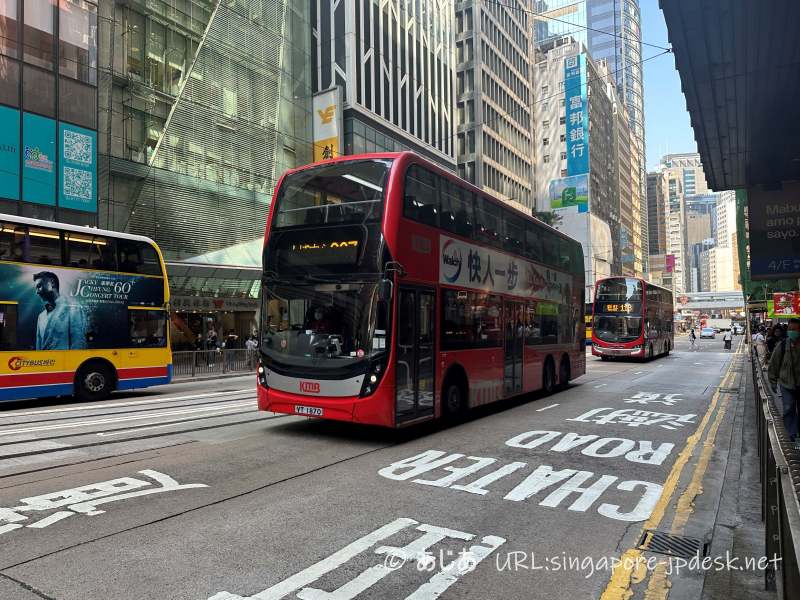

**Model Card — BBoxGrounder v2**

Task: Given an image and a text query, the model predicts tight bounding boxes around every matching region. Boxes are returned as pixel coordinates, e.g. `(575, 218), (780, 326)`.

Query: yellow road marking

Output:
(599, 346), (741, 600)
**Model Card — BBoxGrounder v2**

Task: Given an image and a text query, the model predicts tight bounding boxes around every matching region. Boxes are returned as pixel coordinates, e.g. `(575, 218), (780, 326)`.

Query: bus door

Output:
(395, 287), (435, 423)
(504, 300), (524, 395)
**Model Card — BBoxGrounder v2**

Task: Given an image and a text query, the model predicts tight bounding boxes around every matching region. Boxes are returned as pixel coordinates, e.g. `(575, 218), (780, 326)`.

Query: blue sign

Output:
(59, 122), (97, 212)
(22, 113), (56, 206)
(564, 54), (589, 176)
(0, 106), (20, 201)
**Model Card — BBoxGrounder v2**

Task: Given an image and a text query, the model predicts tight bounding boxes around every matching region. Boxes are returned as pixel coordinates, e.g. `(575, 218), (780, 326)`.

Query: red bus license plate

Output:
(295, 405), (323, 417)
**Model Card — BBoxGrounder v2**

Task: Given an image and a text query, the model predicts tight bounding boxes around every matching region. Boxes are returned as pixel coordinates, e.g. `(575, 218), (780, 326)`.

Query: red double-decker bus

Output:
(256, 152), (585, 427)
(591, 276), (674, 361)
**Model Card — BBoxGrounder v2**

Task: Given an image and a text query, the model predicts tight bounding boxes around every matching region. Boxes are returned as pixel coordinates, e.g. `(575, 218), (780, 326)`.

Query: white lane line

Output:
(0, 401), (254, 437)
(594, 383), (607, 388)
(634, 371), (645, 374)
(694, 362), (703, 365)
(96, 407), (256, 437)
(536, 403), (559, 412)
(2, 389), (253, 418)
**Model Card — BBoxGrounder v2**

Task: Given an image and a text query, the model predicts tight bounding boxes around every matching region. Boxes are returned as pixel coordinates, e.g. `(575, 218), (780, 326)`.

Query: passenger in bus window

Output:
(306, 307), (333, 333)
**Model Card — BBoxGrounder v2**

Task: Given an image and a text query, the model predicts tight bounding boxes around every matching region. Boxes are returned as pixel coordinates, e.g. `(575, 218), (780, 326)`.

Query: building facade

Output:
(0, 0), (99, 225)
(313, 0), (456, 168)
(455, 0), (534, 208)
(534, 0), (647, 271)
(534, 40), (642, 300)
(96, 0), (314, 348)
(646, 170), (666, 256)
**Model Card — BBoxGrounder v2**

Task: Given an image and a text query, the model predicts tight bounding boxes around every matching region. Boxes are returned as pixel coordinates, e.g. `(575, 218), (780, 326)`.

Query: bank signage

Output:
(438, 235), (573, 302)
(564, 54), (589, 176)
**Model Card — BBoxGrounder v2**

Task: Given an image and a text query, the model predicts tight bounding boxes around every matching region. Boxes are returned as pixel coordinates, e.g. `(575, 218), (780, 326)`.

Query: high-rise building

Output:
(646, 171), (666, 256)
(533, 0), (647, 271)
(713, 190), (740, 291)
(661, 152), (709, 195)
(313, 0), (456, 168)
(534, 39), (642, 299)
(96, 1), (313, 347)
(0, 0), (100, 226)
(455, 0), (534, 208)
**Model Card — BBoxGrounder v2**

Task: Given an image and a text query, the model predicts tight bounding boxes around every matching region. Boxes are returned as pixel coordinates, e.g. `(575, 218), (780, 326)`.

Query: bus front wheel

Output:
(543, 360), (556, 395)
(76, 362), (115, 402)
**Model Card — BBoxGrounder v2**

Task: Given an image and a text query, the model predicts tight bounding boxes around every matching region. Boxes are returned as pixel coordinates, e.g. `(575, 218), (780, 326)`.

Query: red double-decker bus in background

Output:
(256, 152), (586, 427)
(591, 276), (674, 361)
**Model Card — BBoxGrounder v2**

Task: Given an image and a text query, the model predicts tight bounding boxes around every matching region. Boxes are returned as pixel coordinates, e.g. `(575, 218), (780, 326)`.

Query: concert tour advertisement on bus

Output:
(0, 262), (165, 351)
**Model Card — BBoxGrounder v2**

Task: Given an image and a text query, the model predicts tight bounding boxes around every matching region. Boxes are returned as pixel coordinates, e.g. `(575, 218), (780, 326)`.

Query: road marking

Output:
(0, 401), (253, 437)
(594, 384), (607, 388)
(536, 403), (559, 412)
(634, 371), (645, 375)
(208, 518), (505, 600)
(598, 349), (739, 599)
(693, 362), (703, 365)
(96, 407), (255, 436)
(2, 389), (253, 418)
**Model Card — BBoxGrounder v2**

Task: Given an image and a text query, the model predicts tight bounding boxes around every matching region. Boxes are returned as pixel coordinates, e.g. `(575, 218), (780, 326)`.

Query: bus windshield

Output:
(272, 159), (392, 229)
(261, 281), (389, 372)
(593, 278), (645, 343)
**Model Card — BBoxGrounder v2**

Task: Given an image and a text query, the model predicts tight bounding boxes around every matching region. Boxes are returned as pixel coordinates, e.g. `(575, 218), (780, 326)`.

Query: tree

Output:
(533, 210), (562, 227)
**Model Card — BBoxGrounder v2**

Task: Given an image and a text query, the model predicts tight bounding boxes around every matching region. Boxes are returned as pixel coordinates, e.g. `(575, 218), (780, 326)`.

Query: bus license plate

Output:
(295, 405), (323, 417)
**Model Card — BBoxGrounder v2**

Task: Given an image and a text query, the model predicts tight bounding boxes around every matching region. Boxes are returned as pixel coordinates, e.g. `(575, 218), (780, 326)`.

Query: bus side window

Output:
(404, 166), (438, 227)
(138, 243), (162, 275)
(525, 225), (542, 262)
(0, 223), (16, 261)
(27, 227), (62, 265)
(0, 304), (18, 350)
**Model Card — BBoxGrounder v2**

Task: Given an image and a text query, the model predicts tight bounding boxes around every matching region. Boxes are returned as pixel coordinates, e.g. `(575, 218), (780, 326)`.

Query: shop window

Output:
(59, 0), (97, 84)
(0, 0), (18, 57)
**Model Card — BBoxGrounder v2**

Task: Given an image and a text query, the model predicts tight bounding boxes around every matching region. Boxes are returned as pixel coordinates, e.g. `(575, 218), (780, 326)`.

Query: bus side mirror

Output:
(378, 278), (393, 302)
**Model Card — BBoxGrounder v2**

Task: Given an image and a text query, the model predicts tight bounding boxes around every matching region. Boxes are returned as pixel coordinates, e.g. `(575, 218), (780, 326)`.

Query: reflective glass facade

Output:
(0, 0), (98, 224)
(97, 0), (312, 268)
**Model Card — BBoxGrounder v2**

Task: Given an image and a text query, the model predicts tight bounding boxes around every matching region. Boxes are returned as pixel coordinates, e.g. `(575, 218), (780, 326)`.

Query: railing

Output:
(171, 349), (257, 379)
(752, 344), (800, 597)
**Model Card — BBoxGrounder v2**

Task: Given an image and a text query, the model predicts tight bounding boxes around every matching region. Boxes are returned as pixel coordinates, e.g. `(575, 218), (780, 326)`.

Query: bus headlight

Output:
(257, 362), (268, 387)
(359, 360), (387, 397)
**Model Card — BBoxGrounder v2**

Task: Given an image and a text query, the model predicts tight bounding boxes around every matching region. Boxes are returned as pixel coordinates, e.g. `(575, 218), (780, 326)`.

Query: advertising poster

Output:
(748, 183), (800, 279)
(564, 54), (589, 176)
(768, 292), (800, 319)
(22, 112), (56, 206)
(439, 234), (574, 304)
(0, 263), (165, 351)
(59, 122), (97, 212)
(548, 174), (589, 213)
(0, 105), (20, 200)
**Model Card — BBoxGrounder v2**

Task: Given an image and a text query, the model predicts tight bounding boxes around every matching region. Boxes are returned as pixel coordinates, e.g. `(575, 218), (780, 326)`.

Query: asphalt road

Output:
(0, 335), (746, 600)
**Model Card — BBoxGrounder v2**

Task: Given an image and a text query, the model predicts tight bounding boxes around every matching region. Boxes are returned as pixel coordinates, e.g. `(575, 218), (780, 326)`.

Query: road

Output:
(0, 335), (747, 600)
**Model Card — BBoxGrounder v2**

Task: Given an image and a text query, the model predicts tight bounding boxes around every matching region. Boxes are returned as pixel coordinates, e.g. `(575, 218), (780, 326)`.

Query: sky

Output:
(639, 0), (697, 170)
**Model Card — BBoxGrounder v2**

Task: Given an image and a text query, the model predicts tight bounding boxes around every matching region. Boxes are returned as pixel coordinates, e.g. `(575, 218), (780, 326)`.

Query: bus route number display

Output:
(288, 239), (359, 266)
(601, 302), (638, 314)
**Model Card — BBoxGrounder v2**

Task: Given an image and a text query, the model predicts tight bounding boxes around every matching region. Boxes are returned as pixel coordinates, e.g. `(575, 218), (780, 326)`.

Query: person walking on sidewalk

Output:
(754, 326), (767, 366)
(768, 319), (800, 443)
(723, 328), (732, 350)
(689, 327), (696, 350)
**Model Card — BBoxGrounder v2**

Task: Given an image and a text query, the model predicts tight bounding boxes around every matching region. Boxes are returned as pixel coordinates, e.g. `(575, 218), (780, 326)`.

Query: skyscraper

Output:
(534, 0), (647, 269)
(455, 0), (534, 209)
(312, 0), (456, 168)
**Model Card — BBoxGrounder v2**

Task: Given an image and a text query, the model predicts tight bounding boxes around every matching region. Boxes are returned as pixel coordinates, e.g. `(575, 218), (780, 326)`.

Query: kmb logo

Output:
(317, 105), (336, 124)
(299, 381), (321, 394)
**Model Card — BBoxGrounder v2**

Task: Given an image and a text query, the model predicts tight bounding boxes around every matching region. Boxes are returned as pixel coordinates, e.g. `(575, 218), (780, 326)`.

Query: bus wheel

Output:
(543, 360), (556, 395)
(76, 363), (114, 402)
(442, 378), (466, 419)
(647, 344), (654, 361)
(558, 357), (571, 390)
(665, 341), (671, 355)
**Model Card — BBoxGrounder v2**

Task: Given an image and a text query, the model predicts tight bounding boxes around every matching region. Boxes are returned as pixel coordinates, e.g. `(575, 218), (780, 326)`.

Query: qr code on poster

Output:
(63, 167), (92, 200)
(63, 129), (93, 164)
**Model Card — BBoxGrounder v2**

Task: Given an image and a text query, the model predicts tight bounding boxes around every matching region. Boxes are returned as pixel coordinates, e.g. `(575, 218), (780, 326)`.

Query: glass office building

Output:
(0, 0), (99, 225)
(95, 0), (313, 346)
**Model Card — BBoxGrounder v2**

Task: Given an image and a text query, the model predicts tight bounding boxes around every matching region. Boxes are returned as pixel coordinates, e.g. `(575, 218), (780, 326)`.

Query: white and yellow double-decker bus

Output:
(0, 214), (171, 402)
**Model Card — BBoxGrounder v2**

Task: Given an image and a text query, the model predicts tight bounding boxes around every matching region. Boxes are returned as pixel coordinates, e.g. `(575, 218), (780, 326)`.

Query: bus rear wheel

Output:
(543, 360), (556, 395)
(442, 378), (466, 419)
(76, 363), (115, 402)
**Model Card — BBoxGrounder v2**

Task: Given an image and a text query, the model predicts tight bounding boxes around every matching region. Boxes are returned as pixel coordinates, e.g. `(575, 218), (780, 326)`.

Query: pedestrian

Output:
(768, 319), (800, 445)
(224, 330), (239, 370)
(689, 327), (696, 350)
(753, 326), (767, 367)
(723, 328), (732, 350)
(767, 325), (785, 363)
(245, 335), (258, 368)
